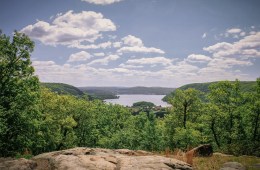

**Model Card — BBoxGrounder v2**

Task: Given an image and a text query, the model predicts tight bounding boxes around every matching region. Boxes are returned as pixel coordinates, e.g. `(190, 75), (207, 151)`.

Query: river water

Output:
(104, 94), (170, 107)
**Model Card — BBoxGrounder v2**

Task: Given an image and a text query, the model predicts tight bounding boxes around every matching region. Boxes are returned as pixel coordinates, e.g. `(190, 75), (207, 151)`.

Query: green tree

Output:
(132, 101), (155, 108)
(169, 88), (201, 129)
(250, 78), (260, 141)
(0, 31), (40, 156)
(35, 88), (78, 153)
(201, 103), (223, 148)
(208, 80), (244, 146)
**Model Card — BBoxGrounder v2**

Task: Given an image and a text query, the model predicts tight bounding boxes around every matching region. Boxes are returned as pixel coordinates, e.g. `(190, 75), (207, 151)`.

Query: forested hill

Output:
(41, 83), (84, 96)
(163, 81), (257, 102)
(79, 86), (175, 95)
(41, 83), (175, 100)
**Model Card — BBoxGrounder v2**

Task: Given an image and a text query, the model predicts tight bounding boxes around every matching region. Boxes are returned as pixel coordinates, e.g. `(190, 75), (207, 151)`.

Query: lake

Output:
(104, 95), (171, 107)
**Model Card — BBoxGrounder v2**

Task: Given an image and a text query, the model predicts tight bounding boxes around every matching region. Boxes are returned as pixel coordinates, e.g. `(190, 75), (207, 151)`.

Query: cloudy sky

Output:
(1, 0), (259, 87)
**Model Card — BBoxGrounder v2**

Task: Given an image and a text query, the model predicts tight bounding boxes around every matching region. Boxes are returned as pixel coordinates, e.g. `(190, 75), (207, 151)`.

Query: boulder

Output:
(0, 158), (37, 170)
(0, 147), (193, 170)
(220, 162), (246, 170)
(186, 144), (213, 157)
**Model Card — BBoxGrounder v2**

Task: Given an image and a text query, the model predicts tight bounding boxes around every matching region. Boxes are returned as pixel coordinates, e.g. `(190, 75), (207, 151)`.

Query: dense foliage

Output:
(0, 31), (259, 157)
(0, 31), (40, 156)
(132, 101), (155, 108)
(41, 83), (84, 96)
(79, 86), (175, 96)
(163, 81), (257, 102)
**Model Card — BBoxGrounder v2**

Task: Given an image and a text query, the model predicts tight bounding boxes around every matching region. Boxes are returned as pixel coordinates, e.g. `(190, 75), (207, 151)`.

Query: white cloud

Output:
(126, 57), (172, 66)
(33, 60), (56, 67)
(122, 35), (143, 47)
(202, 33), (207, 39)
(21, 10), (116, 47)
(69, 41), (112, 49)
(166, 61), (199, 73)
(88, 54), (120, 65)
(204, 32), (260, 58)
(226, 28), (242, 34)
(207, 57), (253, 69)
(67, 51), (92, 62)
(117, 46), (165, 54)
(82, 0), (123, 5)
(117, 35), (165, 54)
(187, 54), (211, 63)
(32, 60), (99, 85)
(93, 52), (105, 57)
(250, 31), (257, 35)
(119, 63), (144, 69)
(240, 32), (246, 37)
(113, 41), (122, 48)
(203, 42), (233, 53)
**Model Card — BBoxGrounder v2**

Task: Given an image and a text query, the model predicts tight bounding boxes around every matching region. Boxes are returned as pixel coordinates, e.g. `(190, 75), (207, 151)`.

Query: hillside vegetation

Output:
(41, 83), (84, 96)
(79, 86), (175, 95)
(163, 81), (257, 102)
(41, 83), (118, 100)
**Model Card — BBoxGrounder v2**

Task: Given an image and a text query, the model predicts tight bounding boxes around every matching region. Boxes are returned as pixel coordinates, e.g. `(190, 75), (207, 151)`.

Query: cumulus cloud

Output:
(207, 57), (253, 69)
(226, 28), (242, 34)
(67, 51), (93, 62)
(88, 54), (120, 65)
(190, 31), (259, 80)
(224, 28), (247, 38)
(69, 41), (112, 49)
(126, 57), (172, 66)
(117, 46), (165, 54)
(166, 61), (199, 73)
(122, 35), (143, 47)
(117, 35), (165, 54)
(119, 63), (144, 69)
(33, 60), (56, 67)
(187, 54), (212, 63)
(21, 10), (116, 47)
(240, 32), (246, 37)
(113, 41), (122, 48)
(93, 52), (105, 57)
(204, 32), (260, 58)
(82, 0), (123, 5)
(203, 42), (233, 53)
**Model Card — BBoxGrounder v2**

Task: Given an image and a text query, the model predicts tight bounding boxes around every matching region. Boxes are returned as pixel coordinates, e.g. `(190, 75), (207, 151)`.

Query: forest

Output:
(0, 31), (259, 158)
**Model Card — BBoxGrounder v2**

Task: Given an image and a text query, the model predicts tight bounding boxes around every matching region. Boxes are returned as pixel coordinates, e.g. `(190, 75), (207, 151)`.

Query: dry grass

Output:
(159, 150), (260, 170)
(192, 154), (260, 170)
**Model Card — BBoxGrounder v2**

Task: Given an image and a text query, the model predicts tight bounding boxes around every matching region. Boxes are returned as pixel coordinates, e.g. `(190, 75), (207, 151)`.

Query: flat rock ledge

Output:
(220, 162), (246, 170)
(0, 147), (192, 170)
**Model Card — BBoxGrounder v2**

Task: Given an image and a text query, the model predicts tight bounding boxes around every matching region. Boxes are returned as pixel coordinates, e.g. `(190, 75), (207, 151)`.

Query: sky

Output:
(0, 0), (260, 87)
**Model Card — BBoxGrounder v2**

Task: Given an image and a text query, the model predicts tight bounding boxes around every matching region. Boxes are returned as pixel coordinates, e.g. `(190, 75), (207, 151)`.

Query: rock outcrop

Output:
(0, 147), (193, 170)
(186, 144), (213, 157)
(220, 162), (246, 170)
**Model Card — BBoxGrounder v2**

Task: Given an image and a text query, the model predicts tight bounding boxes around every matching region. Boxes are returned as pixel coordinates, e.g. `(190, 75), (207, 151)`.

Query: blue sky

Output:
(1, 0), (259, 87)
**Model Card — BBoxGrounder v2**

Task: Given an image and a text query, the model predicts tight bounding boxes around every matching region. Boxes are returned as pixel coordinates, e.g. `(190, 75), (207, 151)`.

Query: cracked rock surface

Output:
(0, 147), (192, 170)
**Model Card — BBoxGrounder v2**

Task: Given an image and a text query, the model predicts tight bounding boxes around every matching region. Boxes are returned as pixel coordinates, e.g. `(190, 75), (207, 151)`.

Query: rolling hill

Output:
(78, 86), (175, 95)
(41, 83), (84, 96)
(163, 81), (257, 102)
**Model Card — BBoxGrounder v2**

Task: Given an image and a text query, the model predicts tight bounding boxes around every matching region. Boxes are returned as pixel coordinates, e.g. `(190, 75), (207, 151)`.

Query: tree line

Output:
(0, 31), (259, 157)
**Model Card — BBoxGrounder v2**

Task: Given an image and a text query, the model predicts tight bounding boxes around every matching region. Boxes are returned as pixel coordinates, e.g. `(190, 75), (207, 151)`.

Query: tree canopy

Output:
(0, 31), (40, 156)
